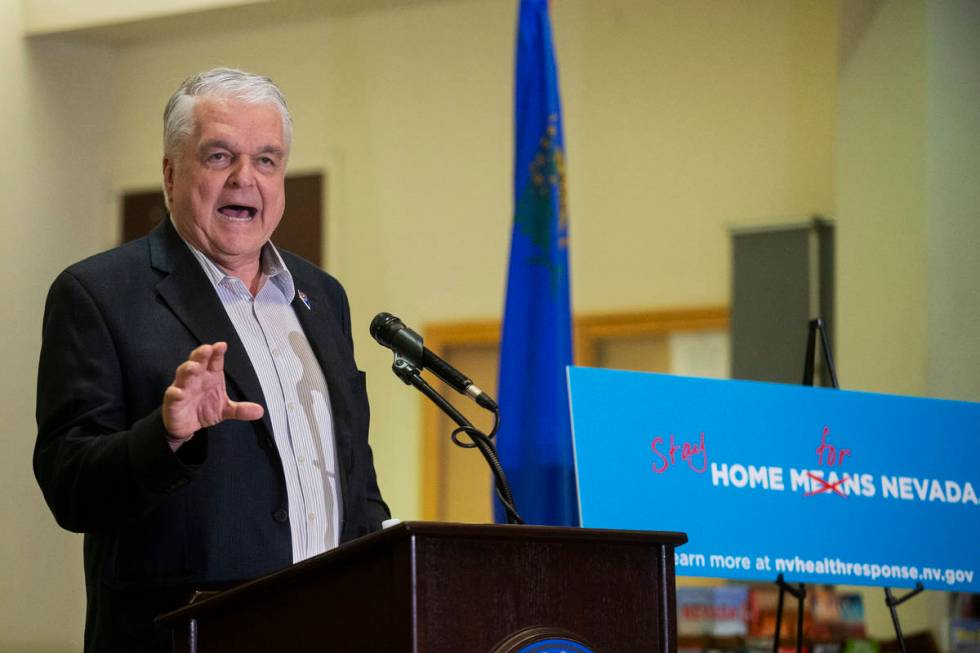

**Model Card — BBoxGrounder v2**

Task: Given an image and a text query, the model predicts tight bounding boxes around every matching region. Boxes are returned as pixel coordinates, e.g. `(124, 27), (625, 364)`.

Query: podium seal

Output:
(490, 626), (596, 653)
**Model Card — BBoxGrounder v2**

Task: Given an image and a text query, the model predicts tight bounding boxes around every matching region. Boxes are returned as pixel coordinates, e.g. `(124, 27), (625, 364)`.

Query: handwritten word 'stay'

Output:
(651, 432), (708, 474)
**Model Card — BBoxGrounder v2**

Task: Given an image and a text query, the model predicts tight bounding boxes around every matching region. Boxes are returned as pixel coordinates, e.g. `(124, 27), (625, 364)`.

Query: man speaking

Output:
(34, 68), (389, 651)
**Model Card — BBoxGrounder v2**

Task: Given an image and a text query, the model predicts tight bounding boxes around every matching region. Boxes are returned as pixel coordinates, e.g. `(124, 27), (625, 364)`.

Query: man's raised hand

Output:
(162, 342), (264, 449)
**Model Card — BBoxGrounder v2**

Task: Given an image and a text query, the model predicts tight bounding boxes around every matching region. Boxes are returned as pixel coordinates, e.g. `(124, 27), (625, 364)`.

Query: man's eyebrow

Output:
(255, 145), (286, 157)
(199, 140), (284, 157)
(199, 139), (233, 152)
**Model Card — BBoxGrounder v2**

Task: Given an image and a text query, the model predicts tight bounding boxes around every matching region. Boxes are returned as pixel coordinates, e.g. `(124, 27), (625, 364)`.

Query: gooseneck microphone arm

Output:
(373, 313), (522, 525)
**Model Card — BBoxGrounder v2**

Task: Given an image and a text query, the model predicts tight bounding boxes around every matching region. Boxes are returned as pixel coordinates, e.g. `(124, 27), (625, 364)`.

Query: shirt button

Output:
(271, 347), (280, 356)
(308, 512), (316, 522)
(273, 508), (288, 523)
(287, 402), (296, 412)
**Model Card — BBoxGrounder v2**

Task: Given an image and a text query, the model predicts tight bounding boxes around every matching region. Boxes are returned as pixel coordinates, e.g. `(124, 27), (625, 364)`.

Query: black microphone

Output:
(370, 312), (497, 411)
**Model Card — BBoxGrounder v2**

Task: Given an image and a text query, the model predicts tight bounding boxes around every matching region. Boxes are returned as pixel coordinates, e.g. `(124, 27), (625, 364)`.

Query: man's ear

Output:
(162, 156), (175, 205)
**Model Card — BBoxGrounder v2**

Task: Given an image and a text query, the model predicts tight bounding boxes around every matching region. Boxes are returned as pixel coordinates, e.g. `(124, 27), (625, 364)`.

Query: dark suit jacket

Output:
(34, 219), (389, 652)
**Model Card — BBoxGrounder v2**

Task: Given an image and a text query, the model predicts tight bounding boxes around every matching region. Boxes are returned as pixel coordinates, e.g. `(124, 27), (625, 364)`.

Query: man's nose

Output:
(227, 157), (255, 188)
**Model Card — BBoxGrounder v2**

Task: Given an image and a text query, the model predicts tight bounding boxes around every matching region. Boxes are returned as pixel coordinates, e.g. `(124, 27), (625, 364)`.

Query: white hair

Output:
(163, 67), (293, 161)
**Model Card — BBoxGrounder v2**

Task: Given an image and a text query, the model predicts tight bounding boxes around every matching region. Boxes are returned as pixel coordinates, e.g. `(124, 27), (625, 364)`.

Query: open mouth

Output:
(218, 204), (257, 220)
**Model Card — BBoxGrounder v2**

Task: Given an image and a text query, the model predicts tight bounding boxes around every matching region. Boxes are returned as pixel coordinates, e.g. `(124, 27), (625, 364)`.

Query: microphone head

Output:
(370, 312), (403, 348)
(370, 312), (424, 366)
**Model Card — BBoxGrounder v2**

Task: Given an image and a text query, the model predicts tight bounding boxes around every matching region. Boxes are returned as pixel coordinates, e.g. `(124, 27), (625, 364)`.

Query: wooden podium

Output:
(158, 521), (687, 652)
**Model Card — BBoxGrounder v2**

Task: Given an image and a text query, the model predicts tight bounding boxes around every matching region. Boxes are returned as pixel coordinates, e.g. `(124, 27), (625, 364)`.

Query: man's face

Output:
(163, 97), (287, 273)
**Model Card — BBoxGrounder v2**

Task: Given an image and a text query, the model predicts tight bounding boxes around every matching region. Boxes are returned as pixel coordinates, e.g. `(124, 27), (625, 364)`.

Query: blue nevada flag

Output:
(495, 0), (577, 526)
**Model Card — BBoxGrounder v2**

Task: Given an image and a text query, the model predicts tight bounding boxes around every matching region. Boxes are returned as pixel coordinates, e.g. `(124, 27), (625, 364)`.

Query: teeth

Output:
(218, 206), (255, 220)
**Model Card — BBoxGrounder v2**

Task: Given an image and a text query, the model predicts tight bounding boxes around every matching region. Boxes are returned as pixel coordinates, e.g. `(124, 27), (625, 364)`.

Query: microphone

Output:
(370, 312), (497, 411)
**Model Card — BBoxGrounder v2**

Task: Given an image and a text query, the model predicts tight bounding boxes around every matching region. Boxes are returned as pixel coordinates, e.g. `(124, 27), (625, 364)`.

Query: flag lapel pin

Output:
(297, 290), (312, 310)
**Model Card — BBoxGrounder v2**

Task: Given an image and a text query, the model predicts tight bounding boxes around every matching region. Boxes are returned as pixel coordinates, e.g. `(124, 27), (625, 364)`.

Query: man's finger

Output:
(207, 342), (227, 372)
(189, 344), (212, 365)
(224, 400), (264, 422)
(163, 385), (185, 405)
(173, 360), (202, 388)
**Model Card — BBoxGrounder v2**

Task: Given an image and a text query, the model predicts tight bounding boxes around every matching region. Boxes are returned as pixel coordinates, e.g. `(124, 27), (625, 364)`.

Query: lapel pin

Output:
(297, 290), (312, 310)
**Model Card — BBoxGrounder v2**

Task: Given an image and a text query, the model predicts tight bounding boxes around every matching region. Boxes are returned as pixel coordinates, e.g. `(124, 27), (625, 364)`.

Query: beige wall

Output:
(925, 0), (980, 403)
(1, 3), (114, 650)
(837, 0), (980, 405)
(574, 0), (835, 311)
(837, 0), (928, 397)
(2, 0), (976, 650)
(22, 0), (261, 35)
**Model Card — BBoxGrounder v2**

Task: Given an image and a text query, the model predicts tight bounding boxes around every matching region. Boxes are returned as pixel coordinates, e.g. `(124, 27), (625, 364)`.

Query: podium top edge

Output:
(157, 522), (687, 625)
(394, 521), (689, 546)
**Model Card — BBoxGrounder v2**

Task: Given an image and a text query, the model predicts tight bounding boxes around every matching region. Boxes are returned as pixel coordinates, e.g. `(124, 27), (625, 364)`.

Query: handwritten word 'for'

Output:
(652, 432), (707, 474)
(806, 426), (853, 497)
(816, 426), (851, 466)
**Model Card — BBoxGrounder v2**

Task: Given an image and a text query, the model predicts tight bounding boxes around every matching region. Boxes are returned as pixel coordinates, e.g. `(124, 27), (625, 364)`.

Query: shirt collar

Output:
(183, 236), (296, 302)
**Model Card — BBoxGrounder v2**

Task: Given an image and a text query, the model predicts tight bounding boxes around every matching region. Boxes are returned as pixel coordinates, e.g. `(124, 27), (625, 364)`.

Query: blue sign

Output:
(568, 367), (980, 592)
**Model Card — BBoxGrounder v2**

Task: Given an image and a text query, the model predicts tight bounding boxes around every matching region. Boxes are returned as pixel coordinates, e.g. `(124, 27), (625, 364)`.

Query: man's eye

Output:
(207, 152), (229, 163)
(258, 156), (276, 166)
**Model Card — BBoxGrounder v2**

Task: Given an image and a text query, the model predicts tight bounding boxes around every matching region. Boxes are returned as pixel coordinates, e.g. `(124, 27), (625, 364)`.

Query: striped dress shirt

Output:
(187, 241), (341, 562)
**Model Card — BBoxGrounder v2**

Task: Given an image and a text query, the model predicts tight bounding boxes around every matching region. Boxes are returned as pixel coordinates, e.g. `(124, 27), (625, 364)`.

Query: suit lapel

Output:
(148, 220), (274, 441)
